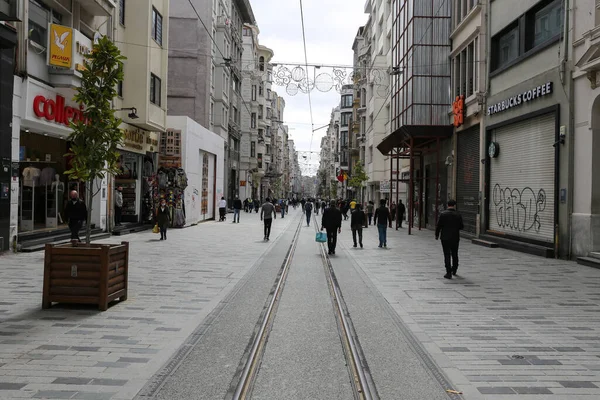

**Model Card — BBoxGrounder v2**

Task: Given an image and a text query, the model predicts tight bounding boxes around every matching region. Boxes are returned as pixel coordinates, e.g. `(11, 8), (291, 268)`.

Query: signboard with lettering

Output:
(48, 24), (73, 68)
(453, 95), (465, 127)
(487, 82), (553, 116)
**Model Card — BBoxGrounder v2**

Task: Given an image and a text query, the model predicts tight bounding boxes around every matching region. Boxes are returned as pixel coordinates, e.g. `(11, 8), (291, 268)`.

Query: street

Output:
(1, 208), (600, 399)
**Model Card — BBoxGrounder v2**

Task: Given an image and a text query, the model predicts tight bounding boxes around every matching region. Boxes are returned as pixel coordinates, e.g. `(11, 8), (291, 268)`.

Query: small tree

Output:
(65, 36), (126, 244)
(347, 162), (369, 202)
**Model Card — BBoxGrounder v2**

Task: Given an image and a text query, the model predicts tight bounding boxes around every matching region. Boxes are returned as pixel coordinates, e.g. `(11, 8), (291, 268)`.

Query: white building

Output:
(166, 116), (225, 223)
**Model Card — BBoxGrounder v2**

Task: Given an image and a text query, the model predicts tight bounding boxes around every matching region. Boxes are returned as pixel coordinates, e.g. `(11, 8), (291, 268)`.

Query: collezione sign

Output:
(487, 82), (553, 116)
(33, 94), (89, 126)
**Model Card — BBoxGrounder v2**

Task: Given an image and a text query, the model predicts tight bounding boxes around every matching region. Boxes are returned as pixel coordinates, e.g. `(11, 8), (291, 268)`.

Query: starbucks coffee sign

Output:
(487, 82), (553, 116)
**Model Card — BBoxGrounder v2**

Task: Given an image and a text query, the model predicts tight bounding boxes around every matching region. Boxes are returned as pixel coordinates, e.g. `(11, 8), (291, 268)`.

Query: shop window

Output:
(119, 0), (125, 26)
(150, 74), (161, 106)
(151, 7), (163, 46)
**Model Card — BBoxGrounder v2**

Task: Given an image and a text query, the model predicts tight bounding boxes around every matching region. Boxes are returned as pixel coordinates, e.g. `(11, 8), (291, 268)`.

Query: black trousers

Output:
(352, 227), (363, 246)
(441, 239), (460, 271)
(306, 211), (312, 226)
(219, 207), (226, 221)
(115, 206), (122, 225)
(160, 225), (167, 239)
(326, 228), (338, 253)
(264, 218), (273, 239)
(69, 220), (83, 241)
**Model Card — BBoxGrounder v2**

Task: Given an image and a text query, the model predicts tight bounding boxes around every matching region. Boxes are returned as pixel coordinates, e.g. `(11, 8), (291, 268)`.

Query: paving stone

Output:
(52, 377), (93, 385)
(90, 378), (127, 386)
(33, 390), (77, 399)
(559, 381), (598, 388)
(72, 393), (115, 400)
(477, 386), (516, 394)
(0, 382), (27, 390)
(512, 386), (553, 394)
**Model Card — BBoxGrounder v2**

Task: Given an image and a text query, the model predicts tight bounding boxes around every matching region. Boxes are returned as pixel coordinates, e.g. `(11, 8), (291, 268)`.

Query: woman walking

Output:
(157, 199), (170, 241)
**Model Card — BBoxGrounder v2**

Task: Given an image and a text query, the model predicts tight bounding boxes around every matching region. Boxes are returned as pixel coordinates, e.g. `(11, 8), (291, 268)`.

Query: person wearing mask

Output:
(219, 196), (227, 221)
(367, 201), (375, 225)
(373, 199), (392, 248)
(321, 200), (343, 255)
(397, 199), (406, 229)
(435, 200), (464, 279)
(305, 200), (313, 226)
(64, 190), (87, 242)
(260, 197), (276, 241)
(350, 204), (366, 248)
(114, 186), (123, 227)
(233, 196), (242, 223)
(157, 199), (170, 240)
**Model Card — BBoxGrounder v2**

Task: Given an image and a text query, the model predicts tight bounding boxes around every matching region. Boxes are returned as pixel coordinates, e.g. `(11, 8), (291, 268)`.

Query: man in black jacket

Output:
(350, 204), (366, 248)
(321, 200), (342, 255)
(435, 200), (464, 279)
(374, 199), (392, 248)
(64, 190), (87, 242)
(233, 196), (242, 223)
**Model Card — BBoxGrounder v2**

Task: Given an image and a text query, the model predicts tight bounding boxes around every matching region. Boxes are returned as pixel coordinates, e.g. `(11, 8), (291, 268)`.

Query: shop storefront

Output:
(456, 125), (480, 235)
(114, 124), (159, 227)
(10, 78), (104, 238)
(485, 80), (563, 253)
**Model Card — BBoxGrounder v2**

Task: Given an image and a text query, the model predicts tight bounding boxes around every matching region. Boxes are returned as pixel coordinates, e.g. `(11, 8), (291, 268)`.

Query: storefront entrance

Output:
(456, 126), (480, 234)
(487, 112), (557, 245)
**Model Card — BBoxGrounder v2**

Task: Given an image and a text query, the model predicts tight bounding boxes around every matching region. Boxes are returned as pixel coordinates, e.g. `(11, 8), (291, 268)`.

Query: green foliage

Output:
(65, 36), (126, 182)
(348, 162), (369, 189)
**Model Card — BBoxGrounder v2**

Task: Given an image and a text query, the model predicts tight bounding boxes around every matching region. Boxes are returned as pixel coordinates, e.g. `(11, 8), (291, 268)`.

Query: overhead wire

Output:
(298, 0), (316, 162)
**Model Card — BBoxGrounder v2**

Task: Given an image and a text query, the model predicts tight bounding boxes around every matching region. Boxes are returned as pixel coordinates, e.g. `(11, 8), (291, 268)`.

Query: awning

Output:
(377, 125), (453, 155)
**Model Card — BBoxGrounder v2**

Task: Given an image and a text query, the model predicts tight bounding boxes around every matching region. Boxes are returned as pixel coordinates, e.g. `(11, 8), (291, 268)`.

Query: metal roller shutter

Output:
(457, 126), (480, 234)
(489, 113), (555, 242)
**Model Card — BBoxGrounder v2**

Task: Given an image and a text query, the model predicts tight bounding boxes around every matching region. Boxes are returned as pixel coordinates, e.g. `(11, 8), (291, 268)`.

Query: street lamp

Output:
(115, 107), (139, 119)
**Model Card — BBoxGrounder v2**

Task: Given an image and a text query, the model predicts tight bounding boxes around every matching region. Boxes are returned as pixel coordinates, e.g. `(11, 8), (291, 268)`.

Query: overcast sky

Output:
(251, 0), (368, 176)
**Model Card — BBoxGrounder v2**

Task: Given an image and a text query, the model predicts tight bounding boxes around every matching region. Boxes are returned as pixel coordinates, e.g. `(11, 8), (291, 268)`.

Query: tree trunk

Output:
(85, 179), (93, 244)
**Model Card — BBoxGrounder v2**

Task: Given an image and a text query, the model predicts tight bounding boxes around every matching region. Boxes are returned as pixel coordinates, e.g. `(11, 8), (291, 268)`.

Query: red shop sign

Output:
(33, 94), (89, 126)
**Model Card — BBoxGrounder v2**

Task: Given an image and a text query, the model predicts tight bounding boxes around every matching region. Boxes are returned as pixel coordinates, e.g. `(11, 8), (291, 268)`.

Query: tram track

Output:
(228, 213), (379, 400)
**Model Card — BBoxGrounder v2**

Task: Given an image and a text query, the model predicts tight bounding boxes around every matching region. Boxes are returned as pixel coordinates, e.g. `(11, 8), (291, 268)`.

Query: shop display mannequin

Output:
(22, 165), (41, 187)
(51, 175), (65, 223)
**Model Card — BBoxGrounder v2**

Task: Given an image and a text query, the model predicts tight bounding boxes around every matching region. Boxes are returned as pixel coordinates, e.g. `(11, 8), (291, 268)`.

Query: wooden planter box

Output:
(43, 241), (129, 311)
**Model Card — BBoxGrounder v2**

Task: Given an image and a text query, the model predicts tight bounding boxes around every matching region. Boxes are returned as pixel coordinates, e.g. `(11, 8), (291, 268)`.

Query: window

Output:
(29, 0), (62, 47)
(243, 27), (252, 36)
(527, 0), (563, 49)
(452, 39), (478, 99)
(252, 85), (257, 101)
(150, 74), (161, 106)
(259, 56), (265, 71)
(259, 83), (264, 96)
(151, 7), (163, 46)
(251, 141), (256, 157)
(258, 105), (263, 119)
(341, 95), (353, 108)
(267, 89), (271, 100)
(211, 65), (215, 88)
(232, 106), (238, 124)
(491, 0), (563, 73)
(210, 102), (214, 127)
(117, 81), (123, 97)
(454, 0), (476, 28)
(251, 113), (257, 129)
(493, 24), (519, 70)
(223, 107), (228, 126)
(119, 0), (125, 25)
(340, 112), (351, 127)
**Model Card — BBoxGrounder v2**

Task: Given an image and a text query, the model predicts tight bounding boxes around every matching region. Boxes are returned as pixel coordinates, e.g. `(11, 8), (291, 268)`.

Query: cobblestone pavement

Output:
(0, 210), (296, 400)
(335, 220), (600, 399)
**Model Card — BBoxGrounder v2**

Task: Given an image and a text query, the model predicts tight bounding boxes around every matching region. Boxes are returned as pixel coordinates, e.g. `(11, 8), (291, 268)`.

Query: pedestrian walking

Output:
(254, 198), (260, 213)
(233, 196), (242, 223)
(243, 198), (249, 213)
(351, 204), (366, 248)
(301, 198), (306, 213)
(315, 200), (321, 215)
(280, 199), (286, 218)
(64, 190), (87, 242)
(373, 199), (392, 248)
(114, 186), (123, 226)
(391, 201), (397, 223)
(305, 200), (313, 226)
(350, 199), (357, 210)
(218, 197), (227, 221)
(367, 201), (374, 225)
(397, 199), (406, 228)
(435, 200), (464, 279)
(260, 197), (276, 241)
(321, 200), (342, 255)
(156, 199), (170, 240)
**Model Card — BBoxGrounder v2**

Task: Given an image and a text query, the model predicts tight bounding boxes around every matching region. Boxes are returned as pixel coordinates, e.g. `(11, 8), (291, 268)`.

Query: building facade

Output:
(5, 0), (169, 250)
(482, 0), (571, 258)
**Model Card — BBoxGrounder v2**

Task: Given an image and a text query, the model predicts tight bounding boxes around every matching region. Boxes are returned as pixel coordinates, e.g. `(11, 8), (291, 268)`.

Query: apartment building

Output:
(4, 0), (168, 250)
(318, 107), (340, 199)
(481, 0), (570, 258)
(450, 0), (487, 236)
(168, 0), (254, 205)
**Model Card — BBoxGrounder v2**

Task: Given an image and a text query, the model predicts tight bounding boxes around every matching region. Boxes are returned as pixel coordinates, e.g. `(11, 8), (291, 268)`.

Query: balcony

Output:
(78, 0), (115, 16)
